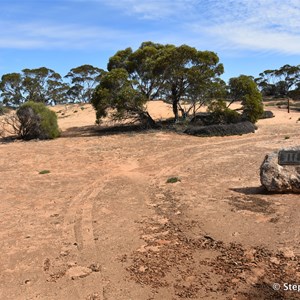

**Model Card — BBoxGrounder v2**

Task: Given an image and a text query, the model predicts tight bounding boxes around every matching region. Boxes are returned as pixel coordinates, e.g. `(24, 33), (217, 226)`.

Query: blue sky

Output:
(0, 0), (300, 82)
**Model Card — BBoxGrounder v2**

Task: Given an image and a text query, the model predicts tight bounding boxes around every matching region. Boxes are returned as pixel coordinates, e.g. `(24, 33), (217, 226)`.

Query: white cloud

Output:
(101, 0), (198, 19)
(1, 0), (300, 56)
(94, 0), (300, 54)
(0, 21), (142, 50)
(186, 0), (300, 55)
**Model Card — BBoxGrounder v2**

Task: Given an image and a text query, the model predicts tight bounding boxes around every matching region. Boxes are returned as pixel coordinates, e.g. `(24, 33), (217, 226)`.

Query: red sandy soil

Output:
(0, 102), (300, 299)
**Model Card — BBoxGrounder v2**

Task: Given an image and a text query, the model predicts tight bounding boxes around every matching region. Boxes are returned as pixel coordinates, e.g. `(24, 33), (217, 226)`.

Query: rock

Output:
(280, 247), (295, 259)
(260, 147), (300, 193)
(138, 266), (148, 273)
(66, 266), (92, 280)
(89, 263), (101, 272)
(259, 110), (275, 119)
(270, 257), (280, 265)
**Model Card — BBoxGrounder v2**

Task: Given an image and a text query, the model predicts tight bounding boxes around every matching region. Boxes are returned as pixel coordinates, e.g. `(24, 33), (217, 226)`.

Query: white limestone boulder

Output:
(260, 147), (300, 193)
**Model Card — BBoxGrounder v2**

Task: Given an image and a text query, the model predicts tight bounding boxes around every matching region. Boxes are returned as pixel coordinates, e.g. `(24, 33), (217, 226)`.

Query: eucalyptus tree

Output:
(159, 45), (224, 120)
(65, 64), (104, 103)
(93, 41), (172, 126)
(185, 78), (226, 117)
(91, 68), (157, 127)
(256, 64), (300, 97)
(0, 72), (25, 106)
(104, 42), (224, 122)
(228, 75), (263, 123)
(22, 67), (67, 104)
(108, 42), (171, 100)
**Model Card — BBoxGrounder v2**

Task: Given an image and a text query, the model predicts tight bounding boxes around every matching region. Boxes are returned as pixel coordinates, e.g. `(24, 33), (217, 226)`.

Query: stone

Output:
(66, 266), (92, 280)
(260, 147), (300, 193)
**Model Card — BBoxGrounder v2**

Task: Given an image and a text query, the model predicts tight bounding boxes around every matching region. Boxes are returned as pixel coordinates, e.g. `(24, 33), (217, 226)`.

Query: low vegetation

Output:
(166, 177), (181, 183)
(1, 102), (60, 140)
(39, 170), (51, 174)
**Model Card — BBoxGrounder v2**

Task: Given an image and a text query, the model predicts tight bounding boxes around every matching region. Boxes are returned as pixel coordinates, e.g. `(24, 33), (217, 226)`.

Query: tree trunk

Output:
(172, 99), (179, 122)
(139, 111), (159, 129)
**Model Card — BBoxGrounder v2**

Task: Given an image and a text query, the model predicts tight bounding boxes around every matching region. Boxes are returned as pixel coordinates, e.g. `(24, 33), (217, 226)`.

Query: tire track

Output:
(55, 178), (107, 299)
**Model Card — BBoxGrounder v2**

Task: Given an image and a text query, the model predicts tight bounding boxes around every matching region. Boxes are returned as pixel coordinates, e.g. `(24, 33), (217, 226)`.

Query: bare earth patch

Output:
(0, 104), (300, 299)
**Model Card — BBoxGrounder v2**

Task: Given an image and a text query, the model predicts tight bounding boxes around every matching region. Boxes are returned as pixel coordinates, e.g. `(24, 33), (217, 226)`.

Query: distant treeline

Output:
(1, 42), (298, 127)
(0, 65), (104, 107)
(255, 64), (300, 100)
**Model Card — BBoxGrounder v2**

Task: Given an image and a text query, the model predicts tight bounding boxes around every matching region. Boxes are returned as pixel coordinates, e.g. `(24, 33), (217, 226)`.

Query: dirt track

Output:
(0, 105), (300, 299)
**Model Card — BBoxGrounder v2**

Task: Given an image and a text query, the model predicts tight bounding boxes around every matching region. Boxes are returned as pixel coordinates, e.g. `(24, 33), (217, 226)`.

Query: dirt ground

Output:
(0, 103), (300, 300)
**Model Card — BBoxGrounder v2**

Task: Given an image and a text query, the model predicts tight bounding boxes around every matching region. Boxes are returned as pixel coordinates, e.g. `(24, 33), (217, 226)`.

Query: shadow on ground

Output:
(230, 186), (269, 195)
(60, 124), (162, 138)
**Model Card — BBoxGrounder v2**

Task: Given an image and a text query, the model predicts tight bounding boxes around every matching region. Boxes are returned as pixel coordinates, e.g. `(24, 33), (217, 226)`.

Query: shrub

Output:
(207, 100), (241, 124)
(166, 177), (181, 183)
(39, 170), (50, 174)
(242, 93), (264, 123)
(17, 102), (60, 140)
(228, 75), (263, 123)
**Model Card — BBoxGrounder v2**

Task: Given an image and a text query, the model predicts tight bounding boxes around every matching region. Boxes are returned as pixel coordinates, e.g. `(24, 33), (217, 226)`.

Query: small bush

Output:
(242, 93), (264, 123)
(17, 102), (60, 140)
(39, 170), (50, 174)
(207, 100), (241, 124)
(166, 177), (181, 183)
(284, 136), (290, 140)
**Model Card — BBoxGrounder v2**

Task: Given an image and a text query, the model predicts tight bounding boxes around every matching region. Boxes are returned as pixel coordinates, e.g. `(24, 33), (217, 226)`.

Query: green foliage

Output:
(256, 64), (300, 98)
(65, 64), (104, 103)
(105, 42), (224, 122)
(0, 72), (25, 105)
(207, 100), (241, 124)
(92, 68), (156, 127)
(228, 75), (263, 123)
(242, 93), (264, 123)
(22, 67), (66, 104)
(166, 177), (181, 183)
(160, 45), (224, 120)
(39, 170), (50, 174)
(17, 102), (60, 140)
(0, 68), (69, 106)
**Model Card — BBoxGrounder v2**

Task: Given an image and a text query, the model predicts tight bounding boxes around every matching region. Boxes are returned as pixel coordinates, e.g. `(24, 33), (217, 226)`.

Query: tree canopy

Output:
(93, 42), (225, 125)
(0, 65), (103, 107)
(228, 75), (263, 123)
(255, 64), (300, 98)
(65, 64), (104, 103)
(0, 73), (25, 105)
